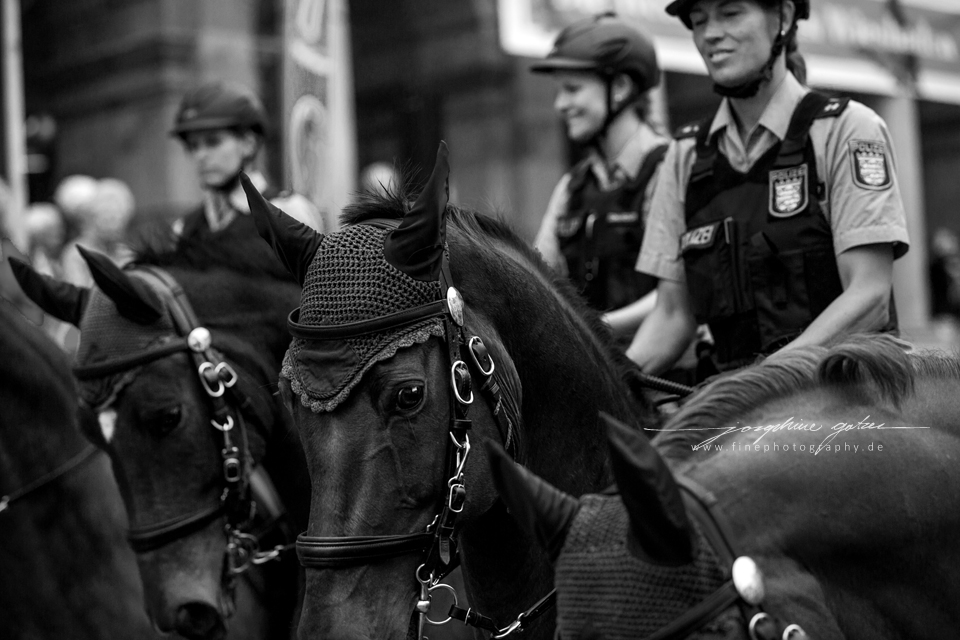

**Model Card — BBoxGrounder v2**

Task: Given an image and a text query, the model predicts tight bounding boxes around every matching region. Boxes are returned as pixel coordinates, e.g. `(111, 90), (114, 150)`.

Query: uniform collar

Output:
(203, 169), (267, 232)
(587, 124), (667, 188)
(709, 72), (809, 142)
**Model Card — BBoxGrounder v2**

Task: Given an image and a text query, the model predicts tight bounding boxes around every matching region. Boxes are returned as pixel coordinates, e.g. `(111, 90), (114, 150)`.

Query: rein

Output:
(0, 443), (101, 515)
(639, 477), (809, 640)
(292, 219), (541, 639)
(72, 265), (295, 591)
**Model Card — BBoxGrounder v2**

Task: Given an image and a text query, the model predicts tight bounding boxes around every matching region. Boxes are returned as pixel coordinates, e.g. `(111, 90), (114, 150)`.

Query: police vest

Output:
(678, 91), (898, 370)
(557, 144), (667, 311)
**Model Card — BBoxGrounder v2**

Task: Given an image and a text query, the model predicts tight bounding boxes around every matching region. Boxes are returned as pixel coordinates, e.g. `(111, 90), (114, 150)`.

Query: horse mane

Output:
(655, 334), (916, 460)
(130, 220), (293, 281)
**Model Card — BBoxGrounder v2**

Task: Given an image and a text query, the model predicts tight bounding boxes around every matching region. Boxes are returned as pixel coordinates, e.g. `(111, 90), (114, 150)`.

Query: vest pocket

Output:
(748, 247), (813, 351)
(681, 218), (742, 321)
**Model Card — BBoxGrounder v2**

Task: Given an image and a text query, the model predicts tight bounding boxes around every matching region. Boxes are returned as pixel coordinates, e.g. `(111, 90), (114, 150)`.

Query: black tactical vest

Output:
(679, 91), (898, 370)
(557, 144), (667, 311)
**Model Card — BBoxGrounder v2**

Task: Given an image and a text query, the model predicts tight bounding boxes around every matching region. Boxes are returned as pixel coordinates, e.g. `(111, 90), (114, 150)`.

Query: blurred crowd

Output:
(0, 173), (136, 353)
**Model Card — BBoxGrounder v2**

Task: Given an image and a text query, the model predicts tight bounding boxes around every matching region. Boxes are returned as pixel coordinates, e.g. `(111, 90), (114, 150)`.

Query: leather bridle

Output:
(72, 265), (293, 596)
(634, 476), (809, 640)
(291, 220), (550, 639)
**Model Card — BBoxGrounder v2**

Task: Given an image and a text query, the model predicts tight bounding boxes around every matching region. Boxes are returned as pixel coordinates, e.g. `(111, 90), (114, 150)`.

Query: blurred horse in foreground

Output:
(491, 335), (960, 640)
(0, 300), (160, 639)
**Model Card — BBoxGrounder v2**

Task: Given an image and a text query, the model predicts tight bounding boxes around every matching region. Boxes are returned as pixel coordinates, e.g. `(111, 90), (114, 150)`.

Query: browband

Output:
(287, 300), (449, 340)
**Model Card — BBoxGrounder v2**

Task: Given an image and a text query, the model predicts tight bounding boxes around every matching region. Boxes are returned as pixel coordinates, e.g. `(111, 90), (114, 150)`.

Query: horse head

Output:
(247, 143), (651, 640)
(487, 414), (783, 640)
(12, 238), (306, 640)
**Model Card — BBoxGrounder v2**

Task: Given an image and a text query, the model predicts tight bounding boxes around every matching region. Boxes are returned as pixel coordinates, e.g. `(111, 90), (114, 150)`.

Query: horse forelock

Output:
(656, 334), (916, 461)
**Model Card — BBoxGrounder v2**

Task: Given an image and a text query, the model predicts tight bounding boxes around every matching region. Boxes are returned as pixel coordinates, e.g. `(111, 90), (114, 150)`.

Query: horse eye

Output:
(395, 384), (425, 411)
(147, 405), (182, 436)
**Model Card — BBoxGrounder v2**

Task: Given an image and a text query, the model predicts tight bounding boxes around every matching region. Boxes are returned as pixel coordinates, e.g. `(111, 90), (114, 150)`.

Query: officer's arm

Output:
(776, 242), (894, 353)
(603, 290), (658, 337)
(625, 279), (697, 375)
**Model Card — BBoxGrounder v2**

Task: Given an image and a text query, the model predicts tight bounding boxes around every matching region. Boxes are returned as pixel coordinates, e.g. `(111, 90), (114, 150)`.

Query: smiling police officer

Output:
(626, 0), (909, 376)
(532, 13), (669, 339)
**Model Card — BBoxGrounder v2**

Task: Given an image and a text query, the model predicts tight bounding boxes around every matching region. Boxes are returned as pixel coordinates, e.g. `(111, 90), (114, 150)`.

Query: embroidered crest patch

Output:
(680, 222), (720, 254)
(849, 140), (892, 190)
(768, 164), (809, 218)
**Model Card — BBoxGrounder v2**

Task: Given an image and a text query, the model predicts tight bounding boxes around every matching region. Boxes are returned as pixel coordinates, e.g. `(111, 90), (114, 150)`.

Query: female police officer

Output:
(626, 0), (909, 375)
(531, 13), (668, 338)
(171, 80), (322, 238)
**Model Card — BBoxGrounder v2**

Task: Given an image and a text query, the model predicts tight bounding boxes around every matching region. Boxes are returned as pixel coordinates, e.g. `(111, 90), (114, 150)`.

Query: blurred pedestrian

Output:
(60, 177), (136, 287)
(359, 162), (401, 198)
(53, 174), (99, 241)
(24, 202), (66, 278)
(531, 13), (667, 340)
(171, 80), (322, 239)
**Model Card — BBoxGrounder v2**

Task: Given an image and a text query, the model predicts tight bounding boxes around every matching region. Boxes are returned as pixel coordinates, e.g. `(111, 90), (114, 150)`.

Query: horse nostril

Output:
(175, 602), (226, 640)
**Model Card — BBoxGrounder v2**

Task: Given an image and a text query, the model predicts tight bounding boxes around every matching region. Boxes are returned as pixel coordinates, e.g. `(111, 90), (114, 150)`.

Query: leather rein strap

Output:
(0, 443), (101, 515)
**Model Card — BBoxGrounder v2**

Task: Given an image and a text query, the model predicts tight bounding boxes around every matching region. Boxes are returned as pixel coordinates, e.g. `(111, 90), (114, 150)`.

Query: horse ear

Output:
(485, 440), (579, 563)
(603, 412), (696, 565)
(76, 246), (164, 325)
(383, 141), (449, 282)
(8, 258), (89, 326)
(241, 172), (323, 287)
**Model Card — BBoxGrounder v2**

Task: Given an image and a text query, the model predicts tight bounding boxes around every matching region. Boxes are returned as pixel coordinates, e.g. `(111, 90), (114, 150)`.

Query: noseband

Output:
(291, 220), (547, 638)
(72, 265), (294, 594)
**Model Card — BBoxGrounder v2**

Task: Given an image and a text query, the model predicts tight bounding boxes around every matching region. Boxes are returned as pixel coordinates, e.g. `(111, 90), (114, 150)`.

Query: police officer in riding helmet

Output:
(171, 80), (321, 238)
(532, 13), (668, 338)
(626, 0), (909, 376)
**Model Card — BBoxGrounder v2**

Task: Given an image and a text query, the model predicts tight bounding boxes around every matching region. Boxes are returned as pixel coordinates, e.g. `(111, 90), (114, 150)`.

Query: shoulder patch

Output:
(673, 122), (701, 140)
(814, 97), (849, 119)
(849, 139), (892, 190)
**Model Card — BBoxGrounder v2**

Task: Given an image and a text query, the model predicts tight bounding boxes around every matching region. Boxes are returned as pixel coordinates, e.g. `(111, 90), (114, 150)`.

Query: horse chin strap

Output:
(73, 265), (296, 606)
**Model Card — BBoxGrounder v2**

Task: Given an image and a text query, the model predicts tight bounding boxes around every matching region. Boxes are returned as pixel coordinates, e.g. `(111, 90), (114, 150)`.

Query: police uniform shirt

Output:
(534, 124), (669, 273)
(637, 72), (910, 284)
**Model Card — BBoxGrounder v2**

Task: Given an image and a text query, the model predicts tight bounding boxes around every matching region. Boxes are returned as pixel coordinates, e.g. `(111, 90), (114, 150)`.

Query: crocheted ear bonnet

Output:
(244, 142), (453, 413)
(281, 224), (445, 412)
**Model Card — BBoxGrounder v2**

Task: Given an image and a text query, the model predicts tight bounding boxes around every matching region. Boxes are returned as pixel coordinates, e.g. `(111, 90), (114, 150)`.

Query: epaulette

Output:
(673, 122), (701, 140)
(813, 96), (850, 119)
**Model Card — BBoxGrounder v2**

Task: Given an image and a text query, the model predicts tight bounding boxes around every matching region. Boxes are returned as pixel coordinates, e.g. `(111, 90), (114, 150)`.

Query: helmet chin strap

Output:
(590, 77), (634, 152)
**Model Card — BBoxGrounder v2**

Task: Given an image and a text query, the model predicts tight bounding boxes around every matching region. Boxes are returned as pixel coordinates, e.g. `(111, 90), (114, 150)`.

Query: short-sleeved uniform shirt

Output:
(637, 72), (910, 283)
(535, 124), (669, 274)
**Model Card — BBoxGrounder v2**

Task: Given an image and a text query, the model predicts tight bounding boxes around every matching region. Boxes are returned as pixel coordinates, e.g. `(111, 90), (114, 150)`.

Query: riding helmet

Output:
(170, 80), (268, 139)
(530, 13), (660, 94)
(666, 0), (810, 29)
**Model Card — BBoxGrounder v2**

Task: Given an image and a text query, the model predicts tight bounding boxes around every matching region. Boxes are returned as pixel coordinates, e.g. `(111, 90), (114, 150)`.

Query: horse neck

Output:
(452, 238), (638, 636)
(455, 240), (636, 492)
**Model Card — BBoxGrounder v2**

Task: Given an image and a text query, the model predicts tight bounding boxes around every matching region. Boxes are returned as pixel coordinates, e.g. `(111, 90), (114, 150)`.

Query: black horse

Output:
(241, 144), (656, 640)
(0, 300), (163, 639)
(11, 216), (310, 640)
